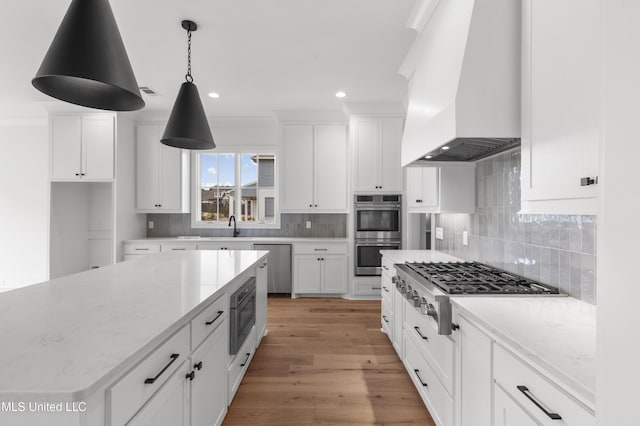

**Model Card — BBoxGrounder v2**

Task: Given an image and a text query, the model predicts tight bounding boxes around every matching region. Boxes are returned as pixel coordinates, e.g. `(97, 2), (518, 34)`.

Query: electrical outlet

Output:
(148, 221), (154, 230)
(435, 227), (444, 240)
(463, 231), (468, 246)
(306, 221), (312, 229)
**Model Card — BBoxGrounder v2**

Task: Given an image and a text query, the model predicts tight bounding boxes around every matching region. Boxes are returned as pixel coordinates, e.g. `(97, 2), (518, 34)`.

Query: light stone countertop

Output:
(126, 237), (349, 244)
(0, 250), (267, 401)
(452, 297), (596, 409)
(379, 249), (596, 410)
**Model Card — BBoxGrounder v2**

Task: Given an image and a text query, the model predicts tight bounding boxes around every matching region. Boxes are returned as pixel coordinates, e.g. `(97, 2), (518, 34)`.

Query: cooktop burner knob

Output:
(426, 303), (438, 318)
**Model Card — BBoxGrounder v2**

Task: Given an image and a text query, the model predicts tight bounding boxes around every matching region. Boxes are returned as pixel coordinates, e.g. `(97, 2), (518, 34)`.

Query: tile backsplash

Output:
(435, 149), (596, 304)
(146, 213), (347, 238)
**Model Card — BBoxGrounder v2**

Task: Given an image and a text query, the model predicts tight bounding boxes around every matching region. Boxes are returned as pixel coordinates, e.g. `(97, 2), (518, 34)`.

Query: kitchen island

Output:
(0, 250), (268, 426)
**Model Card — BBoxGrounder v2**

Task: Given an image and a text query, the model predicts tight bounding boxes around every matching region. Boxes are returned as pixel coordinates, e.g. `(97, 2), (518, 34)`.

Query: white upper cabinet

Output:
(406, 166), (475, 213)
(521, 0), (600, 214)
(50, 114), (115, 181)
(281, 124), (347, 212)
(136, 125), (190, 213)
(352, 117), (403, 193)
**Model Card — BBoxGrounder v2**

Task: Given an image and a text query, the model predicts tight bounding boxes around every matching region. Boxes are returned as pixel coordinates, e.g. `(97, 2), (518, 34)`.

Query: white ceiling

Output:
(0, 0), (417, 119)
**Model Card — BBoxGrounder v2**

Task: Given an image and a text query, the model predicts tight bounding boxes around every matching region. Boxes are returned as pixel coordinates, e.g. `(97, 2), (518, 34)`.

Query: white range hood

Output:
(400, 0), (521, 166)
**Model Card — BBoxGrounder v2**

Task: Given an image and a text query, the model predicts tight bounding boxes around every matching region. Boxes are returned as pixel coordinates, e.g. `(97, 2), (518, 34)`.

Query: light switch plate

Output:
(463, 231), (468, 246)
(306, 221), (312, 229)
(148, 221), (154, 230)
(435, 227), (444, 240)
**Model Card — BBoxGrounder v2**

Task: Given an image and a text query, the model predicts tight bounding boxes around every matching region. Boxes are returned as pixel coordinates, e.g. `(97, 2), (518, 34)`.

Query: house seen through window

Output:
(198, 153), (276, 225)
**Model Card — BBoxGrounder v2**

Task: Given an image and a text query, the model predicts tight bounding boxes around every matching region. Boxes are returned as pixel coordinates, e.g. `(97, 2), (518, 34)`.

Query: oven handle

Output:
(355, 242), (402, 247)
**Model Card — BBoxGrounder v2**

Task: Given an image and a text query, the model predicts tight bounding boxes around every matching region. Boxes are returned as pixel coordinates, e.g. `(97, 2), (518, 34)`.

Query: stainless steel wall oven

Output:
(354, 194), (402, 276)
(229, 277), (256, 355)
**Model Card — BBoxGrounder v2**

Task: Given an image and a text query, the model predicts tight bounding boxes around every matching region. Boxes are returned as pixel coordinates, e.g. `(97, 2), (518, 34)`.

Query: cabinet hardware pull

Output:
(81, 173), (85, 176)
(259, 262), (267, 268)
(309, 204), (312, 207)
(580, 176), (598, 186)
(75, 173), (80, 176)
(185, 370), (195, 381)
(135, 248), (149, 251)
(144, 353), (179, 384)
(517, 385), (562, 420)
(382, 286), (389, 292)
(451, 323), (460, 331)
(372, 287), (381, 290)
(205, 310), (224, 326)
(320, 257), (325, 261)
(194, 361), (203, 371)
(240, 352), (251, 367)
(382, 315), (389, 323)
(314, 248), (328, 251)
(414, 326), (429, 341)
(172, 248), (186, 251)
(414, 369), (428, 387)
(383, 265), (388, 270)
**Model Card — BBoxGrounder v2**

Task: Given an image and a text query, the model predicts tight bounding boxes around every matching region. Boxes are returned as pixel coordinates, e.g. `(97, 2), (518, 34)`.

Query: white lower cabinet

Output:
(190, 321), (228, 426)
(256, 260), (268, 343)
(228, 326), (257, 404)
(293, 243), (348, 296)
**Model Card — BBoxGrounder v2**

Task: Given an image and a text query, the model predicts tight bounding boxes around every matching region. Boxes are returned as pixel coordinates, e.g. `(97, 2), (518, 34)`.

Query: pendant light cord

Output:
(185, 29), (193, 83)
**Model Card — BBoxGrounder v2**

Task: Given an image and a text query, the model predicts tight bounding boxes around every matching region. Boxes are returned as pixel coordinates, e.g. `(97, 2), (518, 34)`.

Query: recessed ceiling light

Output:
(442, 146), (450, 150)
(425, 155), (433, 159)
(335, 91), (346, 98)
(208, 92), (220, 98)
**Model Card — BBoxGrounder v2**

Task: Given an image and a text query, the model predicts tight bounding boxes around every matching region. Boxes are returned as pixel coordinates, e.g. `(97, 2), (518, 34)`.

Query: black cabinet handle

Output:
(382, 315), (389, 323)
(194, 361), (203, 371)
(372, 286), (381, 290)
(144, 353), (179, 384)
(517, 386), (562, 420)
(382, 286), (389, 292)
(259, 262), (267, 269)
(185, 370), (195, 381)
(81, 173), (85, 176)
(414, 326), (429, 341)
(75, 173), (80, 176)
(451, 323), (460, 331)
(580, 177), (598, 186)
(135, 248), (149, 251)
(414, 369), (428, 387)
(241, 352), (251, 367)
(205, 310), (224, 326)
(309, 204), (313, 207)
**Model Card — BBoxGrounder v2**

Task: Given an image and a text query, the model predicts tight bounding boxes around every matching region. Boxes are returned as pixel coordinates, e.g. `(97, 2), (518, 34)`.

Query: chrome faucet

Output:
(228, 215), (239, 237)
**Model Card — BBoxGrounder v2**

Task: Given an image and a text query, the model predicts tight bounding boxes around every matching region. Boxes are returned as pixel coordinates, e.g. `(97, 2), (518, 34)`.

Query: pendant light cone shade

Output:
(161, 82), (215, 150)
(32, 0), (144, 111)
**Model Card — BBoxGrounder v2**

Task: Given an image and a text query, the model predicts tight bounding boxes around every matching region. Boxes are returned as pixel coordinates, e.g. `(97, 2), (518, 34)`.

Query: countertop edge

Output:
(451, 299), (596, 410)
(0, 252), (268, 402)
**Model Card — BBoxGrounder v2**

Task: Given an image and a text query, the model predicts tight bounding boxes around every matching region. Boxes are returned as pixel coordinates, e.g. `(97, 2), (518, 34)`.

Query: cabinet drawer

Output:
(124, 243), (161, 255)
(381, 298), (393, 340)
(404, 300), (454, 395)
(191, 294), (229, 351)
(353, 281), (382, 296)
(293, 242), (348, 255)
(404, 332), (454, 426)
(108, 325), (190, 426)
(197, 242), (253, 250)
(493, 344), (595, 425)
(228, 325), (257, 404)
(161, 242), (197, 252)
(381, 274), (393, 304)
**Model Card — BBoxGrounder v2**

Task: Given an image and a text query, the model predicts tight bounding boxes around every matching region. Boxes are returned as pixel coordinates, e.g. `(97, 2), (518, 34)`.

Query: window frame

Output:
(190, 149), (280, 229)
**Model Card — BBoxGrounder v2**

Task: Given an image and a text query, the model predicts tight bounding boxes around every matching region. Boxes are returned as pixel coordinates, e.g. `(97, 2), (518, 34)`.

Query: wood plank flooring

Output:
(223, 297), (436, 426)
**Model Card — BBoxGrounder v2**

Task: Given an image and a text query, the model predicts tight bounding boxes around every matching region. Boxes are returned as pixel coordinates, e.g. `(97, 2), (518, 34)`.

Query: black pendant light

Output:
(161, 20), (215, 150)
(32, 0), (144, 111)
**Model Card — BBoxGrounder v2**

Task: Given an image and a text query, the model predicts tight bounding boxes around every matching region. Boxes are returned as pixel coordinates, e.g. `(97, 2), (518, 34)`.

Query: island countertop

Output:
(0, 250), (267, 401)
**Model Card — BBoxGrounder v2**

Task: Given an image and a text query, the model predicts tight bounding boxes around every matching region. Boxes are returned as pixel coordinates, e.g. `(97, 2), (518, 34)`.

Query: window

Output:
(195, 152), (277, 227)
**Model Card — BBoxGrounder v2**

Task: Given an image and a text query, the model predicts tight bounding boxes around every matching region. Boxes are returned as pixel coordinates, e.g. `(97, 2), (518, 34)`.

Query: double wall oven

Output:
(354, 194), (401, 276)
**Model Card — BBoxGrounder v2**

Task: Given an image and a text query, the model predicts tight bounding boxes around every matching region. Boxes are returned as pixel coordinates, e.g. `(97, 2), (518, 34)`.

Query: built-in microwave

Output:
(354, 194), (401, 240)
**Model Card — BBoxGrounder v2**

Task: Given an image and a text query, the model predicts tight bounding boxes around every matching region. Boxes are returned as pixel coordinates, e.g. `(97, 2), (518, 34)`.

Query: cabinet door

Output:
(282, 126), (314, 210)
(50, 116), (82, 179)
(191, 322), (228, 426)
(420, 168), (439, 208)
(82, 116), (114, 180)
(494, 384), (538, 426)
(353, 120), (379, 191)
(256, 260), (268, 342)
(127, 361), (190, 426)
(294, 255), (322, 293)
(457, 316), (492, 426)
(136, 125), (160, 210)
(392, 287), (403, 357)
(379, 118), (403, 192)
(158, 143), (185, 210)
(522, 0), (600, 211)
(314, 125), (347, 211)
(321, 255), (347, 293)
(406, 168), (424, 208)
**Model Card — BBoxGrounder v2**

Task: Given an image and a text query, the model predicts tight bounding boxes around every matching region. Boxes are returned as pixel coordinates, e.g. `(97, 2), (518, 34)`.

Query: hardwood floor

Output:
(223, 297), (436, 426)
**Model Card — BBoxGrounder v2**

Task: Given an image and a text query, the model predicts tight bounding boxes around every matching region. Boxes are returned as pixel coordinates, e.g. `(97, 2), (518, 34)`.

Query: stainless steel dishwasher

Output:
(253, 244), (292, 294)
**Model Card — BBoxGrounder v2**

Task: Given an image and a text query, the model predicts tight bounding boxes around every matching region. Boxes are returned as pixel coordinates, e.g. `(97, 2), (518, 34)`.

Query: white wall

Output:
(598, 1), (640, 424)
(0, 121), (48, 291)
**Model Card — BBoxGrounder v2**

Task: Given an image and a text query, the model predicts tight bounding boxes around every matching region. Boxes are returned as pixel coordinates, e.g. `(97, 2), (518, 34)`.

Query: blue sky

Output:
(200, 154), (257, 188)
